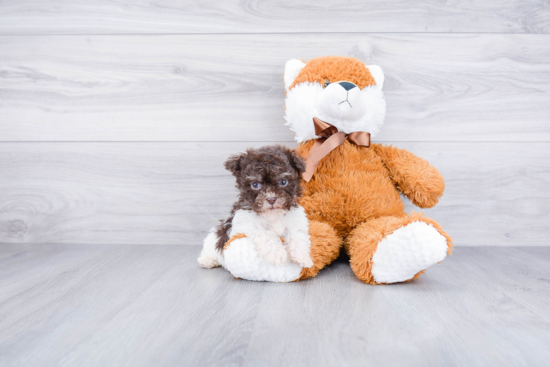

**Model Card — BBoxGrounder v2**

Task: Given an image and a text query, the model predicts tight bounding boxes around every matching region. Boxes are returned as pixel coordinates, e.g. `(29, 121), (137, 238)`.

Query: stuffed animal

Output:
(283, 56), (453, 284)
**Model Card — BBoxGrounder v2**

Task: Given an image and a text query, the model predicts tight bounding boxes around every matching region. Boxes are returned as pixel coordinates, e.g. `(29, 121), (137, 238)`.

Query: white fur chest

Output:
(256, 209), (287, 237)
(228, 208), (294, 240)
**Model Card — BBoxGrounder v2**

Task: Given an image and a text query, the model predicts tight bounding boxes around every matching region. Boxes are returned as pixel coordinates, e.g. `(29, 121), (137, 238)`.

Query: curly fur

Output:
(199, 145), (315, 279)
(215, 145), (305, 252)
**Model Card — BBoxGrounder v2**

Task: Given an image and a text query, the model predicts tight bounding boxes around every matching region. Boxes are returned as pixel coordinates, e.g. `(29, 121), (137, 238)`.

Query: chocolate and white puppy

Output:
(198, 145), (313, 280)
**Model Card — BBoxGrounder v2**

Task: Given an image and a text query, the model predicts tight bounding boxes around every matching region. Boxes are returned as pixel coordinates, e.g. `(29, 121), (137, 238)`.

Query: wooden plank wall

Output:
(0, 1), (549, 246)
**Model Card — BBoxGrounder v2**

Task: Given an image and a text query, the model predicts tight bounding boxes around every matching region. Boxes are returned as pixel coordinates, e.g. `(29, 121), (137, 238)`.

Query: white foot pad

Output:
(371, 221), (448, 284)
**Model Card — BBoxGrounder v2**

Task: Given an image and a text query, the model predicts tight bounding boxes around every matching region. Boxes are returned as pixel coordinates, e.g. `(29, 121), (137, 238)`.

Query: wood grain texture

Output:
(1, 33), (550, 142)
(1, 0), (550, 35)
(0, 141), (548, 246)
(1, 245), (549, 366)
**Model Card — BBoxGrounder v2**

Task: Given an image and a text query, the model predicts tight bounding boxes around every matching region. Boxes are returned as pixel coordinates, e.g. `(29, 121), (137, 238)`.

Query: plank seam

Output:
(1, 32), (550, 37)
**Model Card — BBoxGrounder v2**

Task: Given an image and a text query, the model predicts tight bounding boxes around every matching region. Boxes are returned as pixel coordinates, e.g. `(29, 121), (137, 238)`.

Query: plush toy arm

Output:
(373, 144), (445, 208)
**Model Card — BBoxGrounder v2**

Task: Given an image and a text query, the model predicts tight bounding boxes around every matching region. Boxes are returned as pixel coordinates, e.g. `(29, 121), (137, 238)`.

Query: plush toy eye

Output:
(279, 179), (288, 187)
(324, 80), (331, 88)
(251, 182), (262, 190)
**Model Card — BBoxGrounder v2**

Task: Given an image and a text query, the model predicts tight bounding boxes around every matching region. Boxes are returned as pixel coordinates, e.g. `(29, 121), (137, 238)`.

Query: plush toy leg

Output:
(298, 221), (342, 280)
(345, 213), (452, 285)
(224, 236), (304, 282)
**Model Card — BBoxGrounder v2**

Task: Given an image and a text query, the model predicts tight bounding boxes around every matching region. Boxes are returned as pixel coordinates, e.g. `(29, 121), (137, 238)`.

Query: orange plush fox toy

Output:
(284, 56), (452, 284)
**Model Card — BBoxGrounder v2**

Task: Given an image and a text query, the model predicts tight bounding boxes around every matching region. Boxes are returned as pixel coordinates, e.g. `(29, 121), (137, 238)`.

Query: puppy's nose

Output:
(338, 81), (357, 91)
(266, 197), (277, 205)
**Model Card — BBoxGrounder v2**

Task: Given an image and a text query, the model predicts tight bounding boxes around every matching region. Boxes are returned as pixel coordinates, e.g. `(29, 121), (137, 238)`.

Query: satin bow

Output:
(303, 117), (371, 182)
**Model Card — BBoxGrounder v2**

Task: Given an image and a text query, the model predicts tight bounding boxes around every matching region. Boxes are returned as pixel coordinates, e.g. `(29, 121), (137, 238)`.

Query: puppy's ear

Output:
(283, 148), (306, 175)
(224, 153), (245, 175)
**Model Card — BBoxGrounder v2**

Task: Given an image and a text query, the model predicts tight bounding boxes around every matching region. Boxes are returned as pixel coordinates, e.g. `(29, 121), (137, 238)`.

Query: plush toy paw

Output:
(255, 237), (288, 265)
(197, 255), (220, 269)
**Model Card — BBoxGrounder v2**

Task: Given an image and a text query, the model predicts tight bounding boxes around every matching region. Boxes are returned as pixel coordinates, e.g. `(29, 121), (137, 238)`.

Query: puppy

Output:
(198, 145), (313, 274)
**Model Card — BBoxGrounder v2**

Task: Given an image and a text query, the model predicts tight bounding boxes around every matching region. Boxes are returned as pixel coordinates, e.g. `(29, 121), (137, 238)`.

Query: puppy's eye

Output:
(324, 80), (331, 88)
(279, 179), (288, 187)
(251, 182), (262, 190)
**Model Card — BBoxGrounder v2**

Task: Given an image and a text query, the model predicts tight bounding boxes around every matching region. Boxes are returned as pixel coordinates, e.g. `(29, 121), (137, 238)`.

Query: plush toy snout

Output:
(317, 81), (367, 122)
(337, 81), (357, 91)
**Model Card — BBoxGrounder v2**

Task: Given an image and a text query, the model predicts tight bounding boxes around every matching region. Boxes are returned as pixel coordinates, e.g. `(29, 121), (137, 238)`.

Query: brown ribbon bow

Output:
(303, 117), (371, 182)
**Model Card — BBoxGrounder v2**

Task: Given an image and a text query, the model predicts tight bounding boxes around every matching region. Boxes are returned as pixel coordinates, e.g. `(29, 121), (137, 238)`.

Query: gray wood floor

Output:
(1, 245), (549, 367)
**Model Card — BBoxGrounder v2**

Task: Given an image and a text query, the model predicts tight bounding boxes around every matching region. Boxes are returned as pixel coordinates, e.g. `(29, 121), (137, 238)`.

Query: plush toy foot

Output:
(298, 221), (342, 280)
(371, 221), (447, 283)
(345, 213), (452, 284)
(224, 237), (303, 282)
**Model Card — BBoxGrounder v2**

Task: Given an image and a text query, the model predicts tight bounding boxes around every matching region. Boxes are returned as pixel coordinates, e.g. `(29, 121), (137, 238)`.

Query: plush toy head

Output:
(224, 145), (306, 213)
(284, 56), (386, 143)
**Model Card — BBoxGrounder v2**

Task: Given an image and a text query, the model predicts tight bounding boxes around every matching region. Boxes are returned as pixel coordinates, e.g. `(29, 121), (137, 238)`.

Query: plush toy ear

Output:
(366, 64), (384, 88)
(284, 59), (306, 91)
(224, 153), (245, 175)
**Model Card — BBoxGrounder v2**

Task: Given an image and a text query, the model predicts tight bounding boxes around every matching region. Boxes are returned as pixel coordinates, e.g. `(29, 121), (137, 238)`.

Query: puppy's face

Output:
(224, 145), (306, 214)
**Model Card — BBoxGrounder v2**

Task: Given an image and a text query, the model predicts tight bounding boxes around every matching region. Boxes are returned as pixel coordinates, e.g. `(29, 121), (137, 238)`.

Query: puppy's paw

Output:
(262, 245), (288, 265)
(289, 247), (314, 268)
(255, 238), (287, 265)
(198, 256), (220, 269)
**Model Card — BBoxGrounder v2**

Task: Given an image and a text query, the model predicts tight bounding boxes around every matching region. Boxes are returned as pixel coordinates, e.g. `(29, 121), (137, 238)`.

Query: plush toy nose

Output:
(338, 81), (357, 91)
(266, 197), (277, 205)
